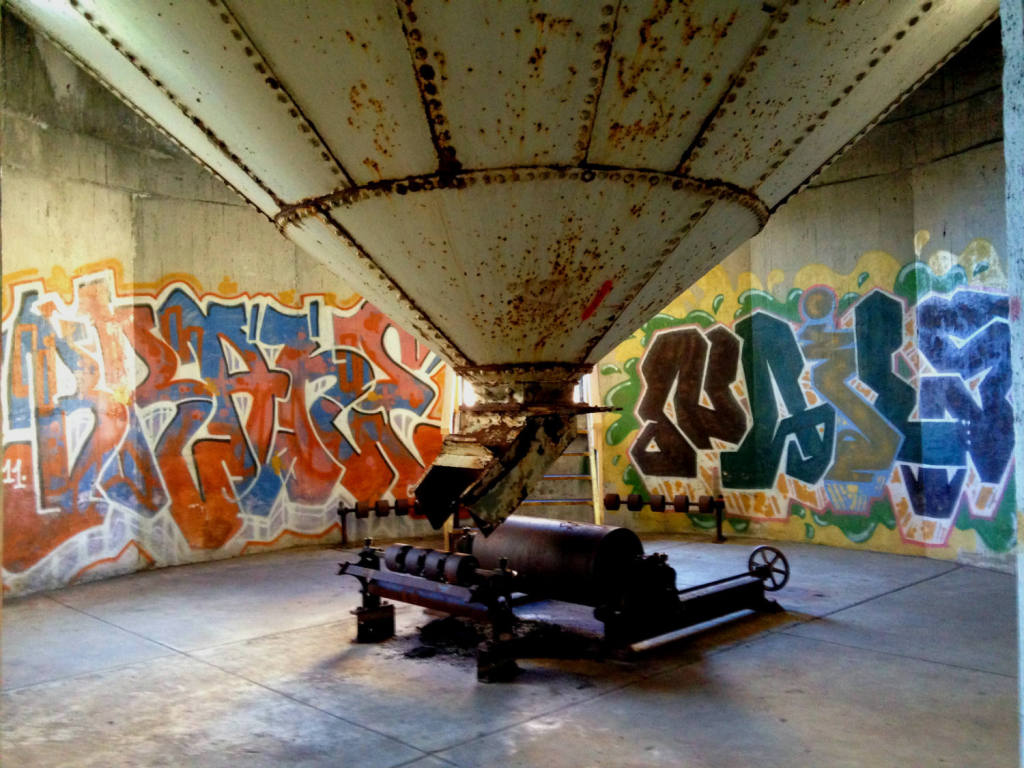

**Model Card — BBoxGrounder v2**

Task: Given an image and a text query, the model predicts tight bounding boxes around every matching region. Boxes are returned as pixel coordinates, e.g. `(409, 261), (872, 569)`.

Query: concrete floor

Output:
(1, 535), (1016, 767)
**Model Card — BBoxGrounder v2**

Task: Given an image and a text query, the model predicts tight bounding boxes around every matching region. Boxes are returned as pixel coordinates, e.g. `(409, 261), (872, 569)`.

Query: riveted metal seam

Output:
(676, 0), (797, 174)
(773, 7), (1000, 213)
(454, 362), (595, 375)
(577, 0), (623, 165)
(62, 0), (285, 207)
(307, 208), (471, 367)
(273, 165), (769, 229)
(6, 4), (270, 221)
(753, 0), (960, 191)
(218, 0), (356, 188)
(395, 0), (460, 173)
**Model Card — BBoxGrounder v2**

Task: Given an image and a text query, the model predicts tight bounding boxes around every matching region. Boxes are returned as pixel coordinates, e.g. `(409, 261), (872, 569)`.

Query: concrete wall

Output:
(999, 1), (1024, 759)
(1, 17), (443, 596)
(3, 13), (1014, 595)
(596, 23), (1015, 566)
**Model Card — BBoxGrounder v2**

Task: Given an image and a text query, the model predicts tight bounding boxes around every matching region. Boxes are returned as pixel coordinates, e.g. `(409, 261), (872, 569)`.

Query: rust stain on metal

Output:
(676, 1), (791, 175)
(529, 11), (574, 34)
(303, 208), (470, 367)
(712, 10), (738, 41)
(416, 364), (595, 525)
(18, 0), (994, 389)
(754, 0), (967, 193)
(685, 0), (952, 193)
(208, 1), (354, 184)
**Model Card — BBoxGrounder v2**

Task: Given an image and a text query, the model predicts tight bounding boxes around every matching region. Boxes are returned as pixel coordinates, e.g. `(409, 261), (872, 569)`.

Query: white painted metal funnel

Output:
(10, 0), (997, 371)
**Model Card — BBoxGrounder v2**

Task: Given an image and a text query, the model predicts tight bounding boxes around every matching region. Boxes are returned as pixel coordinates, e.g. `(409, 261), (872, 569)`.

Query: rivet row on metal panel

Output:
(66, 0), (354, 205)
(272, 165), (768, 230)
(676, 0), (794, 175)
(576, 1), (621, 164)
(10, 8), (268, 218)
(776, 6), (1000, 212)
(398, 0), (461, 173)
(305, 210), (470, 366)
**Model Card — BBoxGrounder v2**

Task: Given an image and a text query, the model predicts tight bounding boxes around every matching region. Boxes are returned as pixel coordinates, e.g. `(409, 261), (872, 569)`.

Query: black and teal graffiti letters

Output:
(801, 287), (901, 488)
(856, 289), (1011, 520)
(916, 292), (1012, 483)
(630, 326), (746, 478)
(627, 285), (1013, 524)
(720, 313), (835, 487)
(854, 291), (922, 461)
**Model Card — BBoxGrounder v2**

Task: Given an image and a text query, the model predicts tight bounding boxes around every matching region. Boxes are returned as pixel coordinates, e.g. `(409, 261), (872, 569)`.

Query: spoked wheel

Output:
(748, 546), (790, 592)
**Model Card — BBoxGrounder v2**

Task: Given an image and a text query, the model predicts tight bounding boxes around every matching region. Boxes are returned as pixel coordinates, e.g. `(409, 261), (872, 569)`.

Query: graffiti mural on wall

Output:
(601, 237), (1015, 554)
(2, 267), (446, 593)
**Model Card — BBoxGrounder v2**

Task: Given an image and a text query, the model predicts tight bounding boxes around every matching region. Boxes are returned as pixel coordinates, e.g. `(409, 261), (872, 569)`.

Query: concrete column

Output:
(1001, 2), (1024, 762)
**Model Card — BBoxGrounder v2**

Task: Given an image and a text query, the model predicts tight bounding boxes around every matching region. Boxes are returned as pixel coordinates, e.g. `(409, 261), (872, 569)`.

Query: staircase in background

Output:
(518, 416), (597, 523)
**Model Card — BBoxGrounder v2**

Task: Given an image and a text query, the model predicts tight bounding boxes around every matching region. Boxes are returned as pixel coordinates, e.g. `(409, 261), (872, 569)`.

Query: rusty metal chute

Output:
(10, 0), (998, 527)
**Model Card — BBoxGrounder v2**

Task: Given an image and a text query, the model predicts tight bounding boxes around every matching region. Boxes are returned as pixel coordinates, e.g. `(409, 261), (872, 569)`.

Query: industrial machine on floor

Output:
(338, 515), (789, 681)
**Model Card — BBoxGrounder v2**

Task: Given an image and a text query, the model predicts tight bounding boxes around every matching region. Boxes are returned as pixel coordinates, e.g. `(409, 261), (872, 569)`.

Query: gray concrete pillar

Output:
(1001, 1), (1024, 762)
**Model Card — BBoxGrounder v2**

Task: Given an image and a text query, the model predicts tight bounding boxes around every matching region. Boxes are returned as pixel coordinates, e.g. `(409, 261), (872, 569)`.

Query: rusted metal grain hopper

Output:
(10, 0), (997, 528)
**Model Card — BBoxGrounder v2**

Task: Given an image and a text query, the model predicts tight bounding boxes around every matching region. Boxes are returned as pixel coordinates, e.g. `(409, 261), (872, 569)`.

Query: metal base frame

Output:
(339, 537), (789, 682)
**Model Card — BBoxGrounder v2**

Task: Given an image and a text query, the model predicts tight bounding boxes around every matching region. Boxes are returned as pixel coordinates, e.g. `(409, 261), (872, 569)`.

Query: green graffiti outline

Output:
(954, 476), (1016, 553)
(734, 287), (803, 322)
(799, 499), (897, 544)
(622, 463), (647, 499)
(892, 261), (968, 306)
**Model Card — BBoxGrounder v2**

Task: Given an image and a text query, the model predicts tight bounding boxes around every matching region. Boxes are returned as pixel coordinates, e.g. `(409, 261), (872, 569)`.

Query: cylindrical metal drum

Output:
(470, 516), (644, 607)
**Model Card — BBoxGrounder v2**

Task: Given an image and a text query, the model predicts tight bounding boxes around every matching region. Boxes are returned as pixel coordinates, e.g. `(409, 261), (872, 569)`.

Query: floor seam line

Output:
(39, 597), (190, 657)
(2, 599), (191, 693)
(422, 674), (647, 755)
(392, 753), (459, 768)
(181, 653), (433, 756)
(45, 592), (413, 655)
(814, 564), (964, 620)
(178, 607), (417, 654)
(774, 630), (1017, 679)
(1, 653), (184, 695)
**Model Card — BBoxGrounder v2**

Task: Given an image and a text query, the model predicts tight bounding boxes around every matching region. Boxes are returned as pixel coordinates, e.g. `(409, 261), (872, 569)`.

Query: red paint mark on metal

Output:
(1010, 296), (1021, 322)
(581, 280), (614, 320)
